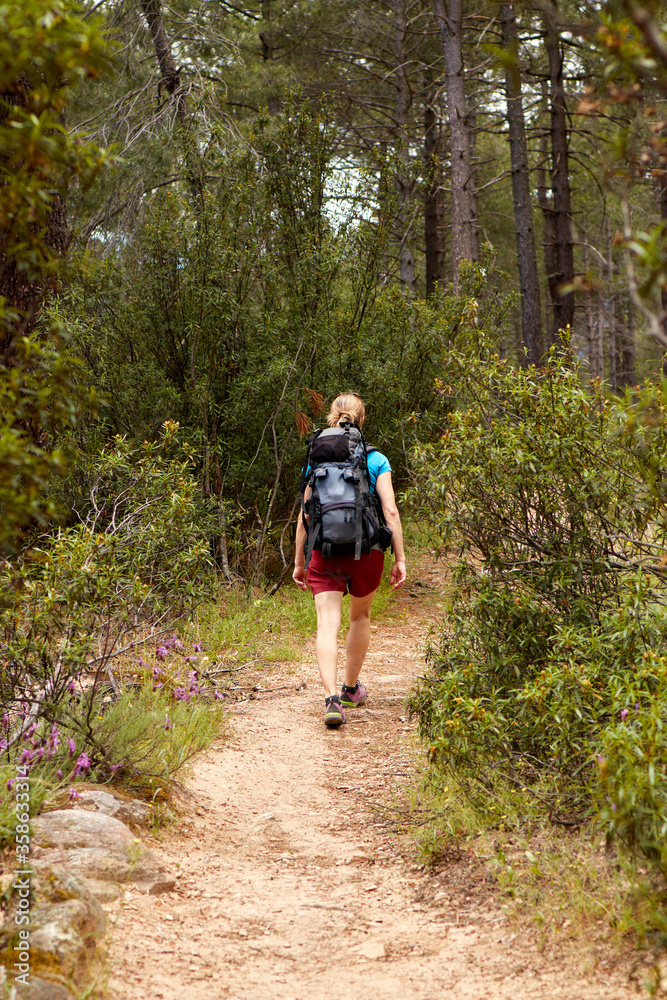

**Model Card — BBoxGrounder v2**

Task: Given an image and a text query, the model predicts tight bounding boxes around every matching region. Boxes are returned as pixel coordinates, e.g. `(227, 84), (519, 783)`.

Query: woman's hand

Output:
(390, 559), (406, 590)
(293, 564), (308, 591)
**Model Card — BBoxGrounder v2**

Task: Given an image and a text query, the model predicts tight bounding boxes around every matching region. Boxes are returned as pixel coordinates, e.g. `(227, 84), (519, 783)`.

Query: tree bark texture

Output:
(424, 84), (445, 296)
(544, 2), (574, 341)
(500, 5), (543, 365)
(433, 0), (476, 287)
(140, 0), (204, 210)
(394, 0), (416, 294)
(537, 81), (556, 343)
(140, 0), (188, 120)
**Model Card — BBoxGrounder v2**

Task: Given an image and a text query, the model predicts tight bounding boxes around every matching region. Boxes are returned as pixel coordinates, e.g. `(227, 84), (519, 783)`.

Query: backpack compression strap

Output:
(300, 430), (323, 571)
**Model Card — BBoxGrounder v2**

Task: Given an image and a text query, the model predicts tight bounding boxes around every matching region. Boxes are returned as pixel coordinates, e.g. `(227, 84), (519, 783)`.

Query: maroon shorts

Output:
(306, 548), (384, 598)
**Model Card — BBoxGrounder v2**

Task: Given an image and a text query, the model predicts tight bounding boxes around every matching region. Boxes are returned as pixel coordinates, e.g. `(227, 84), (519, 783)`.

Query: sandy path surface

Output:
(106, 596), (638, 1000)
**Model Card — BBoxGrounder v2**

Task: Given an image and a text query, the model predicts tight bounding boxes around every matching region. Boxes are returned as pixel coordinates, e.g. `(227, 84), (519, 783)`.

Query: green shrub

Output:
(408, 344), (667, 889)
(0, 422), (216, 821)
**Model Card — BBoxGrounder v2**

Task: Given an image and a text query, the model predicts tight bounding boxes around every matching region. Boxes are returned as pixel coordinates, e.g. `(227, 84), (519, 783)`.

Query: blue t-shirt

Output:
(366, 449), (392, 494)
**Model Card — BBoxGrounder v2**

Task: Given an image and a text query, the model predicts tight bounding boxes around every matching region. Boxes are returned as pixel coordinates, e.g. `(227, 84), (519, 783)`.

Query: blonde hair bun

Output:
(326, 392), (365, 428)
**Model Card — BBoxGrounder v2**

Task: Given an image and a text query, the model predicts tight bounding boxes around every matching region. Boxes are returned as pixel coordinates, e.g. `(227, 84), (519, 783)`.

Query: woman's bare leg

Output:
(345, 589), (377, 687)
(314, 590), (344, 697)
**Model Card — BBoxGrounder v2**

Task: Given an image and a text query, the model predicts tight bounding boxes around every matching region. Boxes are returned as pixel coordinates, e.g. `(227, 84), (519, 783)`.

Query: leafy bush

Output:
(0, 422), (216, 818)
(409, 344), (667, 880)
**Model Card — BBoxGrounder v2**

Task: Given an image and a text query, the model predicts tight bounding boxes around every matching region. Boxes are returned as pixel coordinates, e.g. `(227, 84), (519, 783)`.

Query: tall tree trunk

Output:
(260, 0), (280, 114)
(140, 0), (204, 210)
(655, 162), (667, 369)
(140, 0), (187, 119)
(500, 4), (543, 365)
(394, 0), (416, 293)
(537, 80), (557, 344)
(433, 0), (476, 287)
(544, 1), (574, 340)
(424, 73), (445, 297)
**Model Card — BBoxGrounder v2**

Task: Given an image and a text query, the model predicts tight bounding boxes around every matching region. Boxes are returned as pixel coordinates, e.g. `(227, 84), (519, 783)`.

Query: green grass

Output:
(192, 556), (405, 665)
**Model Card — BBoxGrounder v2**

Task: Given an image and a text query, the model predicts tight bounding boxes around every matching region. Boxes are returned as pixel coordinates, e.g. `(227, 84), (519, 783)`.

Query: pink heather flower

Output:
(6, 778), (15, 790)
(193, 643), (202, 652)
(72, 753), (91, 777)
(68, 787), (81, 799)
(156, 645), (168, 660)
(67, 738), (76, 757)
(34, 748), (45, 763)
(56, 770), (63, 780)
(20, 749), (33, 765)
(620, 709), (628, 722)
(173, 687), (189, 702)
(153, 666), (164, 680)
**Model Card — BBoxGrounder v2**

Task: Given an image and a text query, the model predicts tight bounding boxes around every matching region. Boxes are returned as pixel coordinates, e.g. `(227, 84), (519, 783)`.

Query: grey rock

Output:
(74, 788), (151, 828)
(24, 978), (75, 1000)
(0, 864), (104, 988)
(31, 809), (174, 896)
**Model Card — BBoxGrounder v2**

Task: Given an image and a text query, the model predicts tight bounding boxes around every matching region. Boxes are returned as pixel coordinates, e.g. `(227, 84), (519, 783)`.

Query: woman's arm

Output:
(375, 471), (406, 589)
(292, 486), (310, 590)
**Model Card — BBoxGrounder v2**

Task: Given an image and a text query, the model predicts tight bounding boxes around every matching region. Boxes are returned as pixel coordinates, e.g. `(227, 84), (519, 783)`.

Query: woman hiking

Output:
(293, 392), (407, 727)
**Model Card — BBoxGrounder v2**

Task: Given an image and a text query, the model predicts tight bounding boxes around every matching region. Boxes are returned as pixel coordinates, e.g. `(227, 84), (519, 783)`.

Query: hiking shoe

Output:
(324, 696), (346, 727)
(340, 681), (368, 708)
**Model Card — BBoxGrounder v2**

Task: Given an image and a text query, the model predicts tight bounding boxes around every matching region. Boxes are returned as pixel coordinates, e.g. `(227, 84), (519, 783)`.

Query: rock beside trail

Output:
(31, 809), (175, 898)
(0, 864), (104, 997)
(73, 788), (151, 828)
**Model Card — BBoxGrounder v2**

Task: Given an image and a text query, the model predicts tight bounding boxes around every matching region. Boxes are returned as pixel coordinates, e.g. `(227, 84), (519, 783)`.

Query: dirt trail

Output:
(106, 587), (637, 1000)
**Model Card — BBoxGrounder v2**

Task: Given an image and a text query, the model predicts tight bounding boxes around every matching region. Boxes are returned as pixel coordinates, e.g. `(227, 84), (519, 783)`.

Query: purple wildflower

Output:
(184, 655), (197, 663)
(49, 724), (60, 749)
(174, 638), (183, 650)
(68, 679), (76, 694)
(635, 702), (640, 710)
(20, 749), (33, 765)
(67, 738), (76, 757)
(173, 687), (190, 702)
(6, 778), (15, 790)
(72, 753), (91, 777)
(620, 709), (628, 722)
(612, 803), (617, 811)
(68, 787), (81, 800)
(34, 748), (45, 763)
(213, 691), (224, 701)
(193, 643), (202, 653)
(152, 683), (164, 692)
(164, 716), (172, 731)
(23, 722), (37, 741)
(56, 770), (62, 780)
(109, 764), (121, 775)
(0, 739), (6, 751)
(156, 645), (168, 660)
(153, 666), (164, 680)
(136, 657), (150, 669)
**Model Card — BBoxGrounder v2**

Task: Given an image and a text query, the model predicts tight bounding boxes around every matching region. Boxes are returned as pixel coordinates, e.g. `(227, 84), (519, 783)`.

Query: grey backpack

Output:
(300, 421), (391, 568)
